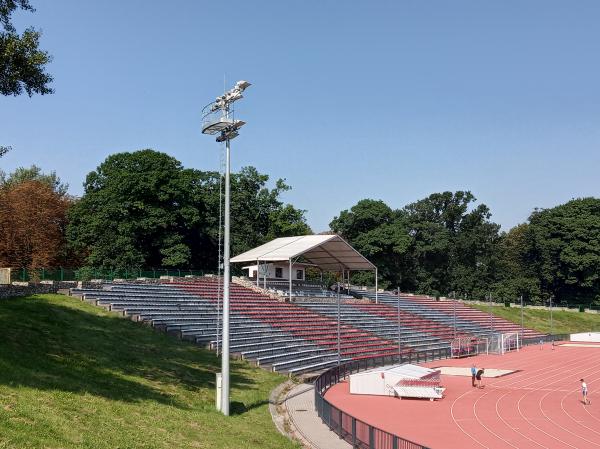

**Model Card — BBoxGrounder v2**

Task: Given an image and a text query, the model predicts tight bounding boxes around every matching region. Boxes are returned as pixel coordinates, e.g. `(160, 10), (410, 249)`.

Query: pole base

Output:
(216, 372), (222, 411)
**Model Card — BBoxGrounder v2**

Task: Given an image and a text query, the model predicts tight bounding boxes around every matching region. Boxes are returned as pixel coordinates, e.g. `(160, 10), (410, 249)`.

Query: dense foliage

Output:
(0, 0), (53, 96)
(526, 199), (600, 305)
(331, 192), (500, 297)
(0, 166), (72, 270)
(0, 180), (70, 270)
(331, 194), (600, 306)
(67, 149), (310, 271)
(3, 148), (599, 306)
(0, 164), (68, 195)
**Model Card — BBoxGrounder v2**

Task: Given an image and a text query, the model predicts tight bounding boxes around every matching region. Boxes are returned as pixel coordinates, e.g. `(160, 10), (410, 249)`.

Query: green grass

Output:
(0, 294), (298, 449)
(469, 303), (600, 335)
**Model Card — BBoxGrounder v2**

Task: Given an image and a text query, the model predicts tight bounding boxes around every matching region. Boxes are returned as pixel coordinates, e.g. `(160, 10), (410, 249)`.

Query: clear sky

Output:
(2, 1), (599, 233)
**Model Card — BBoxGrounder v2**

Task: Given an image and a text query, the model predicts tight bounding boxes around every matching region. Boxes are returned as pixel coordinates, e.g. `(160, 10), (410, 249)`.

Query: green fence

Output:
(11, 268), (215, 282)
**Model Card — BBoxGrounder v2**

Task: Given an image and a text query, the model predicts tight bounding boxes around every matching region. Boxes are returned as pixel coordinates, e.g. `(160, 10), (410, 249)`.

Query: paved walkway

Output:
(284, 383), (351, 449)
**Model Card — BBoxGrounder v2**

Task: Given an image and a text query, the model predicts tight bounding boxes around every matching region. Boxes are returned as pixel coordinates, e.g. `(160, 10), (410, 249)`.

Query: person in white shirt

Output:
(581, 379), (590, 405)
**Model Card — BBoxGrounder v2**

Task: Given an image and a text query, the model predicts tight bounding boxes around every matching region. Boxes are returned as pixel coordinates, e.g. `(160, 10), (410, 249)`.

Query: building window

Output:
(296, 269), (303, 280)
(275, 267), (283, 278)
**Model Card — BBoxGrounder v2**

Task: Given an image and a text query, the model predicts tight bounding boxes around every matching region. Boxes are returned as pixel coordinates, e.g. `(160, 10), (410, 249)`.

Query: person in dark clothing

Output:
(476, 368), (485, 388)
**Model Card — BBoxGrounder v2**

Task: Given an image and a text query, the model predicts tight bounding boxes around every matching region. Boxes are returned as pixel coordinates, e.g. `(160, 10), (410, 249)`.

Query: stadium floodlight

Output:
(201, 80), (251, 417)
(236, 80), (251, 90)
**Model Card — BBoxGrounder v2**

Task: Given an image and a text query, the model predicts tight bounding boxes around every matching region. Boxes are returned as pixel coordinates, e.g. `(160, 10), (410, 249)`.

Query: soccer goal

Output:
(450, 336), (481, 358)
(486, 332), (520, 355)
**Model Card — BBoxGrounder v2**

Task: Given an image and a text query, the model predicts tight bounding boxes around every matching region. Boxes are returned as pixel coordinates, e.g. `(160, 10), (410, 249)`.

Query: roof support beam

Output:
(317, 243), (349, 273)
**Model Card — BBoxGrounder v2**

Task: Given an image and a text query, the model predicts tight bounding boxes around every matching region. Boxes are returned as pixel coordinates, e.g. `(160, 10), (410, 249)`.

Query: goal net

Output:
(450, 336), (481, 358)
(486, 332), (520, 355)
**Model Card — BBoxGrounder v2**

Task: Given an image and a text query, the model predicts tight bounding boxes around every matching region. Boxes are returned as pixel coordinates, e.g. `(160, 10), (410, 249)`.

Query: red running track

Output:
(324, 343), (600, 449)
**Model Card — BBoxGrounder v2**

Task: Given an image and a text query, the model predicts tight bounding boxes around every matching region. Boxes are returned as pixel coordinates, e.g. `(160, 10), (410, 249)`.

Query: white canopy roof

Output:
(230, 235), (376, 271)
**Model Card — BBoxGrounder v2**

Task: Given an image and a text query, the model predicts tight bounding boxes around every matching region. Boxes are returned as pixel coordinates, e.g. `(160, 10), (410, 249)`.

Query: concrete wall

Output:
(0, 283), (58, 299)
(570, 333), (600, 342)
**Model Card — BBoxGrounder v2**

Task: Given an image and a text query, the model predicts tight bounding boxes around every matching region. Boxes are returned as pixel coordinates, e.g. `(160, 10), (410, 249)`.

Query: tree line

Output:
(0, 149), (311, 275)
(331, 194), (600, 306)
(1, 149), (599, 307)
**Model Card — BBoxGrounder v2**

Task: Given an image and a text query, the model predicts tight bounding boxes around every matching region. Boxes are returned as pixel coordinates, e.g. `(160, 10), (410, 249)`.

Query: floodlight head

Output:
(216, 130), (239, 142)
(225, 91), (243, 102)
(235, 80), (251, 91)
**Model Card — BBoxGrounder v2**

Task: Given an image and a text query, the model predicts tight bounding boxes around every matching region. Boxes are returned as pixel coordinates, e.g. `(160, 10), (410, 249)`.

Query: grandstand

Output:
(70, 276), (546, 376)
(71, 279), (406, 375)
(68, 236), (545, 377)
(251, 279), (353, 299)
(353, 289), (545, 340)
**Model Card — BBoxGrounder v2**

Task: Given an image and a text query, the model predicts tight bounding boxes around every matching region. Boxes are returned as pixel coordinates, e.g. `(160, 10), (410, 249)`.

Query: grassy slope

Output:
(0, 294), (298, 449)
(469, 303), (600, 335)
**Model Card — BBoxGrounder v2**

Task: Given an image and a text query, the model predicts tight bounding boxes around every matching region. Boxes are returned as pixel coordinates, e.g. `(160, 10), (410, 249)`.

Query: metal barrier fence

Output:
(522, 334), (569, 346)
(11, 267), (215, 282)
(314, 349), (451, 449)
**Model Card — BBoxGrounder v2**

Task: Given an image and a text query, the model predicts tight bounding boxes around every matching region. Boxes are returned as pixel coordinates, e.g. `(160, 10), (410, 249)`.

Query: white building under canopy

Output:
(230, 234), (379, 301)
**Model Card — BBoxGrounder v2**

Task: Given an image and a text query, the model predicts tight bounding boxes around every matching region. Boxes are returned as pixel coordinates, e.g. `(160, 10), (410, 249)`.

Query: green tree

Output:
(403, 191), (501, 297)
(494, 224), (541, 302)
(330, 199), (412, 289)
(67, 150), (311, 271)
(331, 193), (502, 296)
(525, 198), (600, 306)
(0, 164), (68, 195)
(193, 167), (311, 265)
(0, 145), (9, 157)
(67, 150), (203, 270)
(1, 0), (53, 96)
(267, 204), (312, 240)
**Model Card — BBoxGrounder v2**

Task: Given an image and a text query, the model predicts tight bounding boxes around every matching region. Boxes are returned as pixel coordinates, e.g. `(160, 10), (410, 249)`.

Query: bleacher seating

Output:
(296, 301), (451, 351)
(70, 279), (545, 376)
(71, 279), (409, 375)
(174, 280), (406, 370)
(249, 278), (353, 299)
(351, 290), (545, 340)
(401, 294), (544, 339)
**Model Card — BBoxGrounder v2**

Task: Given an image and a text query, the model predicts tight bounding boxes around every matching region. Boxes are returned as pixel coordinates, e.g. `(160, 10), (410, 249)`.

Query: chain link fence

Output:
(10, 267), (215, 282)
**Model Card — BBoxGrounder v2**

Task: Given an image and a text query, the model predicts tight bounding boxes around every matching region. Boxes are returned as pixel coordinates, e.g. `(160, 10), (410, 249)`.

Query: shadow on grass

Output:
(0, 295), (257, 407)
(230, 399), (271, 415)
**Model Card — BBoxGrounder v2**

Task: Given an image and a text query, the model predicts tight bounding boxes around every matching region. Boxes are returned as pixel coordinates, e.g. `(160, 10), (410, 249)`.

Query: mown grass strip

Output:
(468, 302), (600, 335)
(0, 294), (298, 449)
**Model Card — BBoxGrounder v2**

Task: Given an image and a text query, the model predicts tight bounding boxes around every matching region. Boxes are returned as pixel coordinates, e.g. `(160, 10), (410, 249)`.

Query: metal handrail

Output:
(314, 349), (448, 449)
(313, 335), (569, 449)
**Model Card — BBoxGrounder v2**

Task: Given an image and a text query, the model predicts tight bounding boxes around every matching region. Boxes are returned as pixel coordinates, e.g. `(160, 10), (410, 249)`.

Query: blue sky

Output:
(2, 1), (599, 233)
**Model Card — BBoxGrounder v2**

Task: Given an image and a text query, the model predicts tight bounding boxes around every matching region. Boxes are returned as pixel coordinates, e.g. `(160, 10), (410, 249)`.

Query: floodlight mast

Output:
(201, 80), (251, 416)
